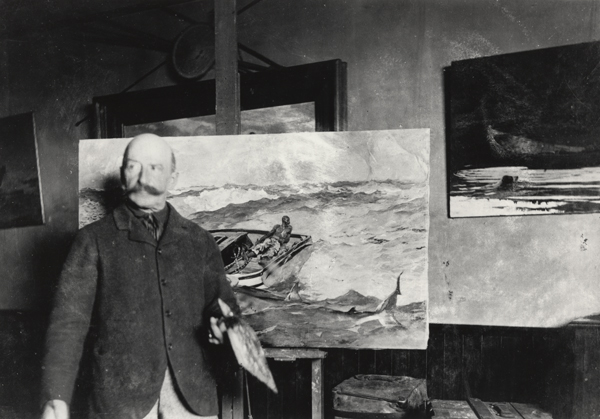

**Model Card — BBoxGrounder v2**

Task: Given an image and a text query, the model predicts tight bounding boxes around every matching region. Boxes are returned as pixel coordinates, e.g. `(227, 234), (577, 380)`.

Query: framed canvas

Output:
(448, 41), (600, 218)
(94, 59), (347, 137)
(0, 112), (44, 229)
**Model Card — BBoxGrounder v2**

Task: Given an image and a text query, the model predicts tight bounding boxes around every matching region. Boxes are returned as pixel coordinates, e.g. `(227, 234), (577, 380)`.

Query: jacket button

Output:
(165, 310), (172, 317)
(161, 279), (167, 286)
(157, 248), (163, 254)
(168, 343), (173, 350)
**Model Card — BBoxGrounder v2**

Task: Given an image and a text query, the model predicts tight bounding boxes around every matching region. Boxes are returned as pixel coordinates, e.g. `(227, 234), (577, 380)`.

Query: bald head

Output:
(123, 133), (176, 173)
(121, 133), (178, 211)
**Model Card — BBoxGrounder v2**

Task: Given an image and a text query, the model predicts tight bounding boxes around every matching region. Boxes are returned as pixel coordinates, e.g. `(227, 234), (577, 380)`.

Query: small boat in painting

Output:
(211, 229), (313, 288)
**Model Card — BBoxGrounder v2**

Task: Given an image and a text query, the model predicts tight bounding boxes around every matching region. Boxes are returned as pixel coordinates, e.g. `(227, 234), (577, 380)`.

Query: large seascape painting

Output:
(449, 41), (600, 218)
(79, 130), (430, 349)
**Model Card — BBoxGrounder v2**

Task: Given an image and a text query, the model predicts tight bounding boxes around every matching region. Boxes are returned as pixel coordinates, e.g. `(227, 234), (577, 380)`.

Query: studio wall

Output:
(0, 33), (171, 309)
(226, 0), (600, 326)
(2, 0), (600, 327)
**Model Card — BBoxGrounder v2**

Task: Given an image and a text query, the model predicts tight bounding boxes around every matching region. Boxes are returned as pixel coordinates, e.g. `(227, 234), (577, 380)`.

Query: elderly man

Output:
(41, 133), (239, 419)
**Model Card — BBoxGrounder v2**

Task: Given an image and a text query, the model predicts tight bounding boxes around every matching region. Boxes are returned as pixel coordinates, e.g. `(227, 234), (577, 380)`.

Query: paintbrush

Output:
(217, 298), (278, 393)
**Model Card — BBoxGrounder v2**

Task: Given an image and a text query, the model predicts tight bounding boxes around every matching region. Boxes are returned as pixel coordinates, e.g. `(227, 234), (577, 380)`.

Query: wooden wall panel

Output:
(408, 349), (428, 382)
(1, 315), (597, 419)
(295, 360), (312, 419)
(358, 350), (376, 375)
(541, 329), (575, 419)
(0, 311), (45, 419)
(426, 326), (445, 400)
(571, 327), (600, 419)
(462, 333), (483, 398)
(375, 350), (392, 376)
(444, 328), (463, 400)
(481, 334), (503, 400)
(390, 348), (409, 377)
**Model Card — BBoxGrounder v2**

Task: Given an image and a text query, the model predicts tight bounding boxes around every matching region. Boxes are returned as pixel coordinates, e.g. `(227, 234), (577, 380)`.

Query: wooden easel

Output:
(214, 1), (243, 416)
(221, 348), (327, 419)
(214, 3), (328, 418)
(264, 348), (328, 419)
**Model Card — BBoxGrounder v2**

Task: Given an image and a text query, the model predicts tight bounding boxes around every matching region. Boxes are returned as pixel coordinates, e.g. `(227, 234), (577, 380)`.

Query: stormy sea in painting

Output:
(80, 179), (428, 349)
(450, 166), (600, 218)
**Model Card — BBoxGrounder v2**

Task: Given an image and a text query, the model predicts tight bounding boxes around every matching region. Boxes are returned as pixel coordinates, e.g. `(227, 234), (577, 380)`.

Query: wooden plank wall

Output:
(246, 324), (593, 419)
(571, 325), (600, 419)
(0, 311), (45, 419)
(1, 313), (599, 419)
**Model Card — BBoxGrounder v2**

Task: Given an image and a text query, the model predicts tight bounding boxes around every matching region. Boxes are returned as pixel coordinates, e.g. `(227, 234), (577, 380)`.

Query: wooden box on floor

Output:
(333, 374), (428, 418)
(430, 399), (552, 419)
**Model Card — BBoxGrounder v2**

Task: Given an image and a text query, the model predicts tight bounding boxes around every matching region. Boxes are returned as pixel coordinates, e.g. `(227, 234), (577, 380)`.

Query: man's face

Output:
(282, 216), (290, 226)
(121, 136), (177, 211)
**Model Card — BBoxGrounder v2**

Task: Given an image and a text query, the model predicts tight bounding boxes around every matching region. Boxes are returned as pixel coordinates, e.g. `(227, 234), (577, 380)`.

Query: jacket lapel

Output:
(113, 204), (156, 246)
(112, 203), (190, 246)
(159, 203), (189, 247)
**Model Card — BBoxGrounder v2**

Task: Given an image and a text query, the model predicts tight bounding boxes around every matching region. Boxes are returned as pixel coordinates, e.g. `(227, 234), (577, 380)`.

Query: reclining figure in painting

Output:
(248, 215), (293, 259)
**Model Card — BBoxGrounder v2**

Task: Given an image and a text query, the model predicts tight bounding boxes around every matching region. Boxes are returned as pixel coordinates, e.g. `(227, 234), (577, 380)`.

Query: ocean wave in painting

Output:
(181, 180), (428, 304)
(81, 180), (428, 305)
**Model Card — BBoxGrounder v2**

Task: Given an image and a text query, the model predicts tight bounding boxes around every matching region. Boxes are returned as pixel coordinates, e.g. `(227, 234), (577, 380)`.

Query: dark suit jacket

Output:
(41, 203), (240, 419)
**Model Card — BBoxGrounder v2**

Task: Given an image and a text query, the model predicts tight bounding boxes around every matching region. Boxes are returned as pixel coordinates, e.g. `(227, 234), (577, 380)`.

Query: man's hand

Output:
(208, 299), (236, 345)
(225, 274), (239, 288)
(41, 400), (69, 419)
(208, 316), (228, 345)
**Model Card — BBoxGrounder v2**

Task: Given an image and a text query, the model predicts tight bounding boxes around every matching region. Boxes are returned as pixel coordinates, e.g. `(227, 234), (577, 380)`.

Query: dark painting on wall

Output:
(0, 112), (44, 229)
(449, 41), (600, 218)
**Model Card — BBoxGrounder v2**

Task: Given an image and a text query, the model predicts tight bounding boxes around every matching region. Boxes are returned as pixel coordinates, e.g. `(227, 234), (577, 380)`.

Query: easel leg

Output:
(221, 367), (244, 419)
(311, 359), (324, 419)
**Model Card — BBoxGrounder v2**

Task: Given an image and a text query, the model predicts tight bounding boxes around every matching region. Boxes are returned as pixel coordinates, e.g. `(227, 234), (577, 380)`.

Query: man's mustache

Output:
(126, 183), (162, 196)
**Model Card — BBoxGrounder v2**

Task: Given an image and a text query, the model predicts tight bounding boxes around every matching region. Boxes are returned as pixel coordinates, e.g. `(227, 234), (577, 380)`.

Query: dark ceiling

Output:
(0, 0), (212, 40)
(1, 0), (279, 81)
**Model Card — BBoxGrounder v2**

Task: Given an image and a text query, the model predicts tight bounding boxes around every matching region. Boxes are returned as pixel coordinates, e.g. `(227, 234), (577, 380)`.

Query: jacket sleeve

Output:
(41, 228), (99, 405)
(202, 231), (241, 319)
